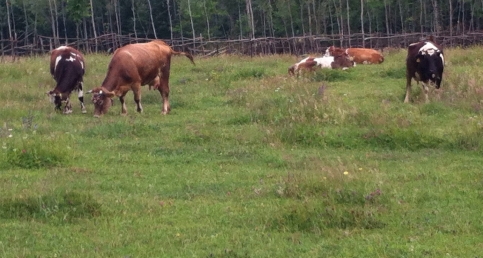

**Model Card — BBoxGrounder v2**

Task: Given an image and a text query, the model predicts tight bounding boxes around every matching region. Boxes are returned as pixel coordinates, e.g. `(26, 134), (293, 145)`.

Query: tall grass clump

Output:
(269, 172), (386, 232)
(0, 113), (72, 169)
(0, 190), (101, 223)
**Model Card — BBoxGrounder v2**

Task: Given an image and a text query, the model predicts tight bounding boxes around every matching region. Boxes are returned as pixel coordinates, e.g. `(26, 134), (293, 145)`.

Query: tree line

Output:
(0, 0), (482, 55)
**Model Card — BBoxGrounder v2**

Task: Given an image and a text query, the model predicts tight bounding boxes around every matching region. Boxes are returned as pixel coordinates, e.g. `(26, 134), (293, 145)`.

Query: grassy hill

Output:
(0, 47), (482, 257)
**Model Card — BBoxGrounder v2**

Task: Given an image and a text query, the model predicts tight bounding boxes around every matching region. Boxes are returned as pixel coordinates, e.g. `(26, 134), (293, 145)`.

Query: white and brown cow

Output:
(405, 37), (445, 103)
(87, 40), (195, 117)
(48, 46), (86, 114)
(325, 46), (384, 64)
(288, 54), (355, 76)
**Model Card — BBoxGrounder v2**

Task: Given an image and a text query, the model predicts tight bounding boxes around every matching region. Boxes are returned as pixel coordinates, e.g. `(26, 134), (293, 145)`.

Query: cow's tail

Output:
(172, 50), (195, 65)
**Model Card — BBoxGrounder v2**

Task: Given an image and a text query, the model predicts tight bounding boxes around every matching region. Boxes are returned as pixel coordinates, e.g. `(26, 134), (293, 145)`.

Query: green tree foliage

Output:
(1, 0), (483, 42)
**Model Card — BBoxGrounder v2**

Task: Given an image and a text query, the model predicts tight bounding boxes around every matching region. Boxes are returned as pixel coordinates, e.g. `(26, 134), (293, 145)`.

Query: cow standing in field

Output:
(288, 54), (355, 76)
(325, 46), (384, 64)
(47, 46), (86, 114)
(404, 37), (445, 103)
(87, 40), (195, 117)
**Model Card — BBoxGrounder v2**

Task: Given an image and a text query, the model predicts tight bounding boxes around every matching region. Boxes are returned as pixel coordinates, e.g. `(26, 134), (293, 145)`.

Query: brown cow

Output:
(87, 40), (195, 117)
(47, 46), (86, 114)
(288, 57), (318, 76)
(325, 46), (384, 64)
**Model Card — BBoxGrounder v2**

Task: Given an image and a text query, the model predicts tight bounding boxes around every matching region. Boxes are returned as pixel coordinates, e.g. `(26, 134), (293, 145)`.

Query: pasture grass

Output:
(1, 47), (483, 257)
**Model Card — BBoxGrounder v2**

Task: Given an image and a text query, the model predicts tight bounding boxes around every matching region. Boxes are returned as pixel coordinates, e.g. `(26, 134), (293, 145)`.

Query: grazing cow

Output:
(47, 46), (86, 114)
(325, 46), (384, 64)
(404, 37), (444, 103)
(87, 40), (195, 117)
(288, 54), (355, 76)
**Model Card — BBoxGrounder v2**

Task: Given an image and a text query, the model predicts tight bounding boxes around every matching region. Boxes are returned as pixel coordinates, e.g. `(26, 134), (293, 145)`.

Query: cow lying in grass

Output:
(47, 46), (86, 114)
(325, 46), (384, 64)
(87, 40), (195, 117)
(288, 54), (355, 76)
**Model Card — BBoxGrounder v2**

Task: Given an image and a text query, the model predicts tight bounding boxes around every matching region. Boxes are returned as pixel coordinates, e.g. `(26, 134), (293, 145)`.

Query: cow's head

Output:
(46, 90), (65, 111)
(87, 87), (114, 117)
(332, 53), (356, 69)
(416, 45), (444, 88)
(288, 65), (296, 76)
(324, 46), (335, 56)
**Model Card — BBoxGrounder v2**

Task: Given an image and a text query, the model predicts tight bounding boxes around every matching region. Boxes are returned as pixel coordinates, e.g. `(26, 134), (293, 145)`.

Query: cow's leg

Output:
(119, 92), (128, 115)
(55, 100), (62, 111)
(404, 76), (412, 103)
(78, 82), (87, 113)
(132, 84), (143, 113)
(158, 76), (170, 115)
(63, 98), (73, 114)
(421, 82), (430, 103)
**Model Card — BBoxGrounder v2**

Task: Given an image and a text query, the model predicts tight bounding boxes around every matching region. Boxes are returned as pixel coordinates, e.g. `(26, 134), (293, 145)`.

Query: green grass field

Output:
(1, 47), (482, 257)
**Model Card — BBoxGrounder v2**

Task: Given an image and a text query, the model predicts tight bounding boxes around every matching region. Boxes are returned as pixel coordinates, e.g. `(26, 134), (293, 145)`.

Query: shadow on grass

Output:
(269, 173), (387, 232)
(0, 191), (101, 223)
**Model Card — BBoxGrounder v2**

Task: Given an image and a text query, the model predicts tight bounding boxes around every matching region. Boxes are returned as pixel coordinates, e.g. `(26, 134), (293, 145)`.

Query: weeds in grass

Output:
(270, 172), (386, 232)
(0, 191), (101, 223)
(1, 115), (70, 169)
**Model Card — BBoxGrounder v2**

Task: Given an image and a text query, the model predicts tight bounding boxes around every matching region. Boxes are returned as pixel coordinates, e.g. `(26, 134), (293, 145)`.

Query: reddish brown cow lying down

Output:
(87, 40), (195, 117)
(325, 46), (384, 64)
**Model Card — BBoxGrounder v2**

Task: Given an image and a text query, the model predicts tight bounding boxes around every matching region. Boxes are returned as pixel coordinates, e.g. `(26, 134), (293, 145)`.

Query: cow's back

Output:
(50, 46), (85, 77)
(348, 48), (384, 64)
(105, 41), (170, 87)
(49, 46), (85, 93)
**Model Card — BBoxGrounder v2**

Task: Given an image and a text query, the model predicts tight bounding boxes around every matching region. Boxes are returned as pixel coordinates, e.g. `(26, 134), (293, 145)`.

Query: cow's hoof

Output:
(81, 109), (87, 114)
(63, 110), (73, 114)
(93, 114), (101, 118)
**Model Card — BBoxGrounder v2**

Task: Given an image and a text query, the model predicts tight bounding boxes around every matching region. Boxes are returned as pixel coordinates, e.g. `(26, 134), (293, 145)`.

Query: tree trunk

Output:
(246, 0), (255, 39)
(147, 0), (157, 38)
(48, 0), (56, 46)
(22, 0), (30, 47)
(383, 0), (390, 45)
(5, 0), (12, 39)
(360, 0), (364, 47)
(53, 0), (59, 45)
(187, 0), (196, 49)
(299, 0), (305, 36)
(288, 0), (295, 37)
(420, 0), (423, 34)
(166, 0), (173, 40)
(90, 0), (98, 51)
(432, 0), (441, 34)
(61, 1), (67, 44)
(238, 2), (243, 39)
(83, 19), (89, 51)
(449, 0), (453, 46)
(131, 0), (138, 40)
(203, 0), (211, 40)
(346, 0), (350, 46)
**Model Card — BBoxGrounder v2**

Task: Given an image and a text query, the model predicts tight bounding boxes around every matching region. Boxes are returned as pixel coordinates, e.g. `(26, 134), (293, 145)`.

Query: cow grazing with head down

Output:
(87, 40), (195, 117)
(48, 46), (86, 114)
(325, 46), (384, 64)
(404, 37), (444, 103)
(288, 54), (355, 76)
